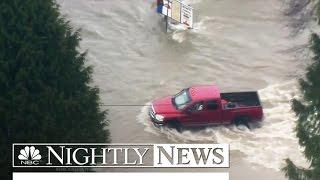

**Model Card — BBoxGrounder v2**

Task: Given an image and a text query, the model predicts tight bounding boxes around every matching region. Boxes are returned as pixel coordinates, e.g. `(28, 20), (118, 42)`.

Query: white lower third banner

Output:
(13, 143), (229, 168)
(13, 173), (229, 180)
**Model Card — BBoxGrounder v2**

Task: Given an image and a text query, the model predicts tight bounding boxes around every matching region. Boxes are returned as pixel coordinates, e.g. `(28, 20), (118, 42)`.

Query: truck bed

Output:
(221, 91), (261, 107)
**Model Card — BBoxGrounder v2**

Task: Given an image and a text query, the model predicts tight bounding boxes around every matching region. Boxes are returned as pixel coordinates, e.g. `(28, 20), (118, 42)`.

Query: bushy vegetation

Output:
(282, 33), (320, 179)
(0, 0), (109, 179)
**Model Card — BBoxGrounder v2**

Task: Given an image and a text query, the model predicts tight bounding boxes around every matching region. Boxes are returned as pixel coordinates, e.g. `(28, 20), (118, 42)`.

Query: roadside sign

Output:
(180, 3), (193, 28)
(156, 0), (193, 29)
(171, 0), (181, 22)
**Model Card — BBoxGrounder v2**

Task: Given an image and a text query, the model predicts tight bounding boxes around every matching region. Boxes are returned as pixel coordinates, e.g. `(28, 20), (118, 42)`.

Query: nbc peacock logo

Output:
(18, 146), (41, 165)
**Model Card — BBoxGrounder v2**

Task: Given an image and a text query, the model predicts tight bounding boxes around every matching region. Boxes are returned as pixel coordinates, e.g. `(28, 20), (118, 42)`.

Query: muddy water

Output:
(57, 0), (314, 179)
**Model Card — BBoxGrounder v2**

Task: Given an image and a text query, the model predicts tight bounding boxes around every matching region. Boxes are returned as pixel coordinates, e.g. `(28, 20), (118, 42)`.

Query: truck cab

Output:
(149, 85), (263, 130)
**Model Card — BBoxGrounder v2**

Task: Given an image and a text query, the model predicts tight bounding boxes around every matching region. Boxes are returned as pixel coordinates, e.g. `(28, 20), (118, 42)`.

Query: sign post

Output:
(166, 2), (169, 32)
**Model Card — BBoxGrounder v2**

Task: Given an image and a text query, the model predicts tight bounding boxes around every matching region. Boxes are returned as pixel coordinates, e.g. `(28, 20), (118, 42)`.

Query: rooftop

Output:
(188, 85), (220, 101)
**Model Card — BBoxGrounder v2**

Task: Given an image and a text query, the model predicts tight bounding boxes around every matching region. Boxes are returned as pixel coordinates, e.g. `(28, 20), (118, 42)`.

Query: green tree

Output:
(282, 33), (320, 179)
(0, 0), (109, 179)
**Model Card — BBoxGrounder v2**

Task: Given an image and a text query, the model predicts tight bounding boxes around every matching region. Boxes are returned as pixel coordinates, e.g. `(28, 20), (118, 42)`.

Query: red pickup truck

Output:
(149, 85), (263, 131)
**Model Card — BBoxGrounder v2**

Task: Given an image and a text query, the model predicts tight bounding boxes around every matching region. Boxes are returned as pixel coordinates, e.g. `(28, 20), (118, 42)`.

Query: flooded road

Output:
(58, 0), (314, 179)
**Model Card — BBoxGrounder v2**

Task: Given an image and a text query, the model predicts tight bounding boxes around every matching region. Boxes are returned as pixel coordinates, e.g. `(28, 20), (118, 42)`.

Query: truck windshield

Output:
(173, 89), (191, 110)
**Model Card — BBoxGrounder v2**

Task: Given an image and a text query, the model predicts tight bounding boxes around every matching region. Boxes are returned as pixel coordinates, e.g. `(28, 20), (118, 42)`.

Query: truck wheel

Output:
(168, 121), (183, 133)
(234, 117), (251, 129)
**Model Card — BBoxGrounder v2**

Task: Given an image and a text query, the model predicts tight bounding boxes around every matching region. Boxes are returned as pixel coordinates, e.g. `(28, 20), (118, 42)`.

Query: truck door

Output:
(184, 101), (208, 125)
(203, 100), (222, 124)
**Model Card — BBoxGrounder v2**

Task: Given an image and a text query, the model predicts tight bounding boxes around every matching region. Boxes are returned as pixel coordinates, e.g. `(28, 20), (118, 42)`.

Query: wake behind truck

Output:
(149, 85), (263, 131)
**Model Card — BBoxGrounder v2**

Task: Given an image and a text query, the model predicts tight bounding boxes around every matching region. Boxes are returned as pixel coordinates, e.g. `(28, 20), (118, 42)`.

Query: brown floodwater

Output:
(57, 0), (315, 179)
